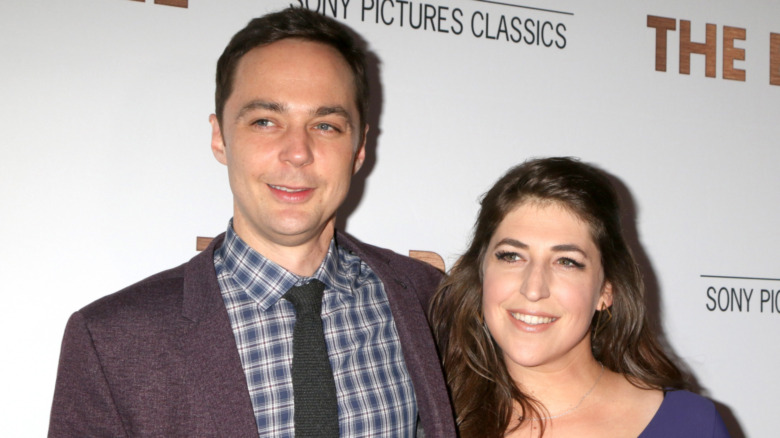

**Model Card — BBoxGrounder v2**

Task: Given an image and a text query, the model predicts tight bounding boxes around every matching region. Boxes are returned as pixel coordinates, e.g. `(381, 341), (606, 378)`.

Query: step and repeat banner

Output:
(1, 0), (776, 435)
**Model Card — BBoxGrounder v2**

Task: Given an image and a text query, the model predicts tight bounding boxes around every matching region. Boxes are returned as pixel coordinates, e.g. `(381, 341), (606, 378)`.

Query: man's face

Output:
(210, 38), (366, 252)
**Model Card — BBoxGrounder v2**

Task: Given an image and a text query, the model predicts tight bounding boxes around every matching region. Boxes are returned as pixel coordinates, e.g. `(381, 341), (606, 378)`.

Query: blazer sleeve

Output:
(48, 311), (127, 438)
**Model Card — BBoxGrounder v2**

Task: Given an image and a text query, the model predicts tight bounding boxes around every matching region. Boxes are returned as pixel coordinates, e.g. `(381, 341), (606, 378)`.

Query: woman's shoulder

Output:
(638, 390), (731, 437)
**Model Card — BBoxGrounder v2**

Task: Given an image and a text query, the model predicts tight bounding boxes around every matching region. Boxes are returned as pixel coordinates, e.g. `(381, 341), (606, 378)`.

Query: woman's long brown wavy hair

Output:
(429, 157), (689, 437)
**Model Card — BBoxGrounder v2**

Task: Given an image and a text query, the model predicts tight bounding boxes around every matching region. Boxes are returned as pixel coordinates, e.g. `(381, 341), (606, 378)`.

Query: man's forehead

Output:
(228, 40), (359, 114)
(237, 39), (349, 75)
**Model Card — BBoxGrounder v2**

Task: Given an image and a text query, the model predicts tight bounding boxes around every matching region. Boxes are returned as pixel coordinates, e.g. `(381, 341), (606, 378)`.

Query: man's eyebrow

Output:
(314, 106), (353, 124)
(235, 101), (354, 126)
(236, 100), (286, 120)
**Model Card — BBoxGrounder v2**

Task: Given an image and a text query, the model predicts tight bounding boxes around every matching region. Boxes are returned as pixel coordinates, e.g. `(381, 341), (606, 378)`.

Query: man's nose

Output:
(279, 126), (314, 167)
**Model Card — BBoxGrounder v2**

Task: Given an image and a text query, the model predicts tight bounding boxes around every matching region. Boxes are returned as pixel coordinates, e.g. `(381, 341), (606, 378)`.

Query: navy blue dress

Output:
(639, 390), (731, 437)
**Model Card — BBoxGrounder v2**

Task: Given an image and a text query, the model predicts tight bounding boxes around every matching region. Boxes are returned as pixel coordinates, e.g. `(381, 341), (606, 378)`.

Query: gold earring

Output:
(593, 303), (613, 337)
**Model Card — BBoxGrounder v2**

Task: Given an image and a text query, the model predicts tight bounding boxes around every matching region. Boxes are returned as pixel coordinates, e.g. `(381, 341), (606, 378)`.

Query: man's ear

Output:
(352, 124), (368, 175)
(599, 281), (614, 309)
(209, 114), (227, 165)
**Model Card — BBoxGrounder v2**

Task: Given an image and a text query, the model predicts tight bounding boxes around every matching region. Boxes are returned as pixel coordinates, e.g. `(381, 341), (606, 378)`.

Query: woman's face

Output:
(481, 201), (612, 376)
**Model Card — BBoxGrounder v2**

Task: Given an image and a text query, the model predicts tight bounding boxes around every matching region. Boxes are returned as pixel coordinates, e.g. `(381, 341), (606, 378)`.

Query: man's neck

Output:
(234, 223), (335, 277)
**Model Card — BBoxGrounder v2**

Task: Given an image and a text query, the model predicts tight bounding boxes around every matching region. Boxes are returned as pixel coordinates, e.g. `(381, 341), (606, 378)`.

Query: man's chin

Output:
(268, 220), (335, 248)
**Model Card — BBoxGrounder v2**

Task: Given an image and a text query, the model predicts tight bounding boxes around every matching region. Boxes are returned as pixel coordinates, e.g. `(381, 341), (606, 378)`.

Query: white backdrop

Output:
(1, 0), (776, 436)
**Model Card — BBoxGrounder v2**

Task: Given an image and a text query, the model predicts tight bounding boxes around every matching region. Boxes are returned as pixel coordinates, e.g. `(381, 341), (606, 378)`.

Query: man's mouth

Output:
(269, 184), (308, 193)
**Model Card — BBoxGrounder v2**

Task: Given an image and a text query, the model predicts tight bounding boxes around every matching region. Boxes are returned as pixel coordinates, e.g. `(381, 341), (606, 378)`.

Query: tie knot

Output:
(283, 279), (326, 315)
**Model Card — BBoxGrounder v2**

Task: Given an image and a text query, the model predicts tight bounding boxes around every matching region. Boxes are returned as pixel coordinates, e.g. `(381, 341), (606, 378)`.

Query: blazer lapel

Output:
(179, 235), (258, 437)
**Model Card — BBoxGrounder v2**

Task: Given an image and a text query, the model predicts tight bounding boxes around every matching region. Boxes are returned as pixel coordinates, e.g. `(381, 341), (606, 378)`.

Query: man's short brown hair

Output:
(214, 7), (369, 133)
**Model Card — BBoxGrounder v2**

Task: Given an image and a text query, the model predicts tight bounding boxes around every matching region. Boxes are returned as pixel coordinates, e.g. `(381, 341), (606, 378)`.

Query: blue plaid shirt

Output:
(214, 223), (418, 437)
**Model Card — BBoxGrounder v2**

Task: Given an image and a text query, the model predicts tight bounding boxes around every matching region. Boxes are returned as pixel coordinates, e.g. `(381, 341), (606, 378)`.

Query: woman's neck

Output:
(511, 355), (605, 419)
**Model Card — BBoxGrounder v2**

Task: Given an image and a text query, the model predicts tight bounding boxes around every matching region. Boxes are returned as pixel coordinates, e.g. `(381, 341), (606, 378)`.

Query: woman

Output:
(430, 157), (730, 437)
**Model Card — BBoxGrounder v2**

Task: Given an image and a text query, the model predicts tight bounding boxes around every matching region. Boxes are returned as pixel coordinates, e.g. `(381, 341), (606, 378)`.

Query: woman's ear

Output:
(599, 281), (614, 309)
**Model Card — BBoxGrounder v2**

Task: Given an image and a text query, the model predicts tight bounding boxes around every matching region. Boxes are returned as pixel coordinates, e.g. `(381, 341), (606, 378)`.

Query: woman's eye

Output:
(558, 258), (585, 269)
(495, 251), (521, 262)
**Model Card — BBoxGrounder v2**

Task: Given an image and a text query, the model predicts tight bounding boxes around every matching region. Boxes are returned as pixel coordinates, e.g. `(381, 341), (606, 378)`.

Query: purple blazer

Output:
(48, 232), (456, 437)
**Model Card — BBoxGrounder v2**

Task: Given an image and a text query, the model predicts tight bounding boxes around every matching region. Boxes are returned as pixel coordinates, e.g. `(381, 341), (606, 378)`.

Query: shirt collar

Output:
(218, 221), (347, 310)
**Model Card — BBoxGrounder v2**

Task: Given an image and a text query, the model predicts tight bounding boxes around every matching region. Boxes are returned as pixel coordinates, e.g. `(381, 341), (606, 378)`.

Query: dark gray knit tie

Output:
(283, 279), (339, 437)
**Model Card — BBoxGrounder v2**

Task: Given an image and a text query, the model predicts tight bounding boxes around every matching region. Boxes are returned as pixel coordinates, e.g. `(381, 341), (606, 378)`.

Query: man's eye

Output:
(315, 123), (340, 132)
(495, 251), (521, 262)
(253, 119), (274, 127)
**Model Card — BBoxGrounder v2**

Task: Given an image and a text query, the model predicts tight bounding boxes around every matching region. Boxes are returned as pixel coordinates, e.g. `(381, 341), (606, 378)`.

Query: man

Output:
(48, 7), (455, 438)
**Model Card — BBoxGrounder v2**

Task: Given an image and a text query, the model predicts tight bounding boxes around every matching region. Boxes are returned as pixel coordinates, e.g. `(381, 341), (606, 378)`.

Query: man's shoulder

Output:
(336, 231), (444, 306)
(77, 237), (222, 326)
(76, 263), (188, 326)
(337, 231), (442, 277)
